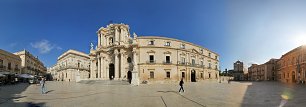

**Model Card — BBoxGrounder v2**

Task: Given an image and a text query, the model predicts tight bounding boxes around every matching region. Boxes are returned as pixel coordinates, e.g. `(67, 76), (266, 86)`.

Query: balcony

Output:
(57, 65), (90, 71)
(146, 60), (156, 64)
(190, 63), (199, 67)
(177, 61), (187, 66)
(163, 61), (172, 64)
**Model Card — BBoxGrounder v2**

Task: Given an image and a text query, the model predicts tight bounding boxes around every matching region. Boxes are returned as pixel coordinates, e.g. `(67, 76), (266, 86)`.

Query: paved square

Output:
(0, 81), (306, 107)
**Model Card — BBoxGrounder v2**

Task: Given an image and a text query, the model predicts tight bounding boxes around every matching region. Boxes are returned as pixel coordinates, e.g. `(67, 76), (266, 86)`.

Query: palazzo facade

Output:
(89, 23), (220, 85)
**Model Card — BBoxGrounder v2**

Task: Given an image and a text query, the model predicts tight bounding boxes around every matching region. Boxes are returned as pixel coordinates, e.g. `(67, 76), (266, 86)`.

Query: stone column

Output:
(101, 35), (104, 47)
(103, 35), (106, 47)
(114, 49), (119, 79)
(119, 26), (124, 45)
(101, 57), (105, 79)
(98, 33), (101, 47)
(106, 37), (108, 46)
(131, 48), (139, 85)
(115, 26), (119, 45)
(98, 56), (101, 79)
(120, 50), (125, 79)
(90, 59), (94, 79)
(106, 60), (109, 79)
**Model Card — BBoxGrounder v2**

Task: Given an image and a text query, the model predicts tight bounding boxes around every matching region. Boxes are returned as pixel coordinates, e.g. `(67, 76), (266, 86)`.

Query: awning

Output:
(18, 74), (34, 78)
(0, 73), (5, 77)
(0, 71), (11, 75)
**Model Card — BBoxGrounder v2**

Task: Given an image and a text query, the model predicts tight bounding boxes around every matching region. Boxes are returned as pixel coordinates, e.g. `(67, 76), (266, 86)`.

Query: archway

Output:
(292, 71), (296, 83)
(109, 64), (115, 80)
(191, 70), (196, 82)
(127, 71), (132, 84)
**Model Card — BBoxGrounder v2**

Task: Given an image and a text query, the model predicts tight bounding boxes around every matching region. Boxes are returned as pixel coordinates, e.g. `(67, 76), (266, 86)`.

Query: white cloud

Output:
(31, 40), (61, 54)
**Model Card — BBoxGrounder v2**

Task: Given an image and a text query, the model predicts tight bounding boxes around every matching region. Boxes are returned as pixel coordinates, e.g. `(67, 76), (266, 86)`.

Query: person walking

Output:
(40, 77), (46, 94)
(179, 78), (184, 93)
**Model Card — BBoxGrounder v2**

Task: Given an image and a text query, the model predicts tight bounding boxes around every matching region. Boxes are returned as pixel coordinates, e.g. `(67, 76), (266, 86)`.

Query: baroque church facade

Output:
(88, 23), (220, 85)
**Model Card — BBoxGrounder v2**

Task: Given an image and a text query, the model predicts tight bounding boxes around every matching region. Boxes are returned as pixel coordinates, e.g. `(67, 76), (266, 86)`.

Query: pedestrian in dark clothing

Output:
(179, 78), (184, 93)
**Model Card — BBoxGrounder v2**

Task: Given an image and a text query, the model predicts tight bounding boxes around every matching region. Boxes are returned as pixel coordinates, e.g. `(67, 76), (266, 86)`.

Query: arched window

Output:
(109, 37), (114, 44)
(127, 57), (132, 63)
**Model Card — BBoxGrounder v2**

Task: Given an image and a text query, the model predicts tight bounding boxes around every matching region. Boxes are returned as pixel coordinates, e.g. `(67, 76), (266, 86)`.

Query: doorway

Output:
(127, 71), (132, 83)
(191, 70), (196, 82)
(109, 64), (115, 80)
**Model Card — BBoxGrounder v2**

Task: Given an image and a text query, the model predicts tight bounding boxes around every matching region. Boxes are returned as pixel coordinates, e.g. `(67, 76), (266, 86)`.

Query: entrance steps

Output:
(78, 80), (130, 85)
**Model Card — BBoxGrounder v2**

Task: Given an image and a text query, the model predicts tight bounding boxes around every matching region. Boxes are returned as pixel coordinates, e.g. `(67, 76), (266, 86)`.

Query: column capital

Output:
(114, 49), (119, 55)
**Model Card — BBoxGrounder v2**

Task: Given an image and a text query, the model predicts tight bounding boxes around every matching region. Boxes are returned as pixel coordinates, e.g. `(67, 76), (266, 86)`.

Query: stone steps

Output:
(78, 80), (130, 85)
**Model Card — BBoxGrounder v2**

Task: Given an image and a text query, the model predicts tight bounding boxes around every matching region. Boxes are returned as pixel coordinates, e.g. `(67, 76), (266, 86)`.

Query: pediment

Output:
(147, 50), (156, 53)
(164, 51), (171, 54)
(191, 49), (200, 54)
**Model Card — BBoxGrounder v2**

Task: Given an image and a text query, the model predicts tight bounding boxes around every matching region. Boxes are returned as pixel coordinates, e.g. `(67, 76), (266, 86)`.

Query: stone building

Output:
(51, 50), (90, 82)
(277, 45), (306, 84)
(14, 50), (46, 75)
(0, 49), (21, 74)
(89, 23), (220, 85)
(248, 59), (278, 81)
(231, 60), (245, 80)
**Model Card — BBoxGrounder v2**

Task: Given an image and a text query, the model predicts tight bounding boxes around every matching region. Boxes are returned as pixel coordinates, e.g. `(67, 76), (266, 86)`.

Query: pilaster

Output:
(114, 49), (119, 79)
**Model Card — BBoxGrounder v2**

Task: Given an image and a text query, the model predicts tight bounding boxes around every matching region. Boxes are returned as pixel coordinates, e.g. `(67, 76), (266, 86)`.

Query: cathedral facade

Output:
(89, 23), (220, 85)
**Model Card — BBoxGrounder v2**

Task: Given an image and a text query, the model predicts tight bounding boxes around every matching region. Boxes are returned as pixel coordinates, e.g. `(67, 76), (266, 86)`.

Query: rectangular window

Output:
(165, 42), (171, 46)
(201, 73), (203, 78)
(8, 62), (11, 70)
(209, 53), (211, 57)
(287, 73), (289, 78)
(166, 72), (170, 78)
(149, 55), (154, 63)
(201, 61), (203, 65)
(215, 56), (218, 59)
(209, 63), (211, 68)
(150, 71), (154, 78)
(148, 41), (154, 45)
(166, 56), (170, 63)
(181, 57), (185, 63)
(192, 59), (195, 65)
(182, 72), (185, 78)
(0, 59), (3, 66)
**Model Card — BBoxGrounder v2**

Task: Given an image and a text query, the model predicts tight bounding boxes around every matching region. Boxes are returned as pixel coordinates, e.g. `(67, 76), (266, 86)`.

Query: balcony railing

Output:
(177, 61), (186, 65)
(57, 65), (90, 71)
(146, 60), (156, 64)
(163, 61), (172, 64)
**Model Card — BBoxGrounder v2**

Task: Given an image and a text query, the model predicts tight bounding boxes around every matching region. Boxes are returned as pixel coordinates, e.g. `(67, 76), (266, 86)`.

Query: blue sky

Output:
(0, 0), (306, 70)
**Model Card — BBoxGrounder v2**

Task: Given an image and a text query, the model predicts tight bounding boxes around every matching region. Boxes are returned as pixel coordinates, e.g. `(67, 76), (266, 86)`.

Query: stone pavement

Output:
(0, 80), (306, 107)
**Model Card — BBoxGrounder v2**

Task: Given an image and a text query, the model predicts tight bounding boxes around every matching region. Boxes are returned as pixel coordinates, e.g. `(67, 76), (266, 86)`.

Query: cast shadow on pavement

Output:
(0, 83), (46, 107)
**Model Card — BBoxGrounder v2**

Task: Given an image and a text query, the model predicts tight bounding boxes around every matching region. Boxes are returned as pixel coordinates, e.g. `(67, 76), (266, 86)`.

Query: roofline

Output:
(58, 49), (90, 61)
(137, 36), (219, 56)
(280, 45), (306, 58)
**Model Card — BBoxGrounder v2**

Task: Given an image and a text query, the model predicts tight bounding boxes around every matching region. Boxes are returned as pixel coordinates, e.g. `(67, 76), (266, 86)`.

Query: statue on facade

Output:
(90, 43), (94, 50)
(133, 32), (137, 38)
